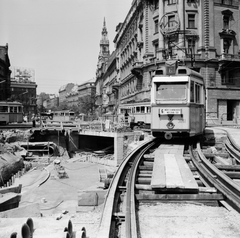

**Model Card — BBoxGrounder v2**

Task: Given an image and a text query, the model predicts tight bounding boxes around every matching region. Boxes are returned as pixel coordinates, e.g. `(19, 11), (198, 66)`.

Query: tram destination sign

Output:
(160, 108), (182, 115)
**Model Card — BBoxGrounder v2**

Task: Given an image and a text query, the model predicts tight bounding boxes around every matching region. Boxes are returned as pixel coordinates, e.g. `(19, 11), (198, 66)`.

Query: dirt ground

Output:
(0, 159), (110, 238)
(138, 202), (240, 238)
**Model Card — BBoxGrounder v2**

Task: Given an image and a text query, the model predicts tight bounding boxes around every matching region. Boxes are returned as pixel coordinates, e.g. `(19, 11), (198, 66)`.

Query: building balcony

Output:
(218, 53), (240, 61)
(219, 29), (236, 38)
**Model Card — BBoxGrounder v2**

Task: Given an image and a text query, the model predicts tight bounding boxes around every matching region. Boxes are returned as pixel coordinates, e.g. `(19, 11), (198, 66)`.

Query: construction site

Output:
(0, 122), (146, 238)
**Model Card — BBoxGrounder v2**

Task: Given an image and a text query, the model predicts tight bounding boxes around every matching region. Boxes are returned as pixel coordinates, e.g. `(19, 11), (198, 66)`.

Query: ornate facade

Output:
(98, 0), (240, 125)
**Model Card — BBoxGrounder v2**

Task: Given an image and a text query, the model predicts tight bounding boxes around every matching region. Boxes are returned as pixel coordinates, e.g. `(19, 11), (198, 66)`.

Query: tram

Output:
(151, 63), (205, 139)
(42, 110), (75, 122)
(0, 101), (23, 124)
(118, 102), (151, 129)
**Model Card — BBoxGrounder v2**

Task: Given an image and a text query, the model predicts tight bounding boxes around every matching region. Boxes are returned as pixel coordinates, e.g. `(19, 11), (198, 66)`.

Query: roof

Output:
(78, 78), (95, 87)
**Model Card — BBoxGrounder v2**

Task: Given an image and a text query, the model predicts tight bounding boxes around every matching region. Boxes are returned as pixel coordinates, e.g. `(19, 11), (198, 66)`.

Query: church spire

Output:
(99, 17), (110, 57)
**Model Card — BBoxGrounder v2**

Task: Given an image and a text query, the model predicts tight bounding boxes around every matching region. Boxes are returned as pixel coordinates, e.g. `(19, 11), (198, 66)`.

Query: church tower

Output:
(99, 18), (110, 61)
(96, 18), (110, 78)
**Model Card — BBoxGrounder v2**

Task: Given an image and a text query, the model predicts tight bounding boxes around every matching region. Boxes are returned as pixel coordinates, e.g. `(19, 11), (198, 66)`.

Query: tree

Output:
(78, 95), (96, 116)
(58, 100), (68, 110)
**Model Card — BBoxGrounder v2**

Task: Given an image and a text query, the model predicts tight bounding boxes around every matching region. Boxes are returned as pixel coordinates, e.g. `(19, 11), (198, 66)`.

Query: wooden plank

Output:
(233, 179), (240, 187)
(159, 144), (184, 155)
(216, 165), (240, 171)
(165, 154), (184, 188)
(136, 193), (224, 201)
(151, 149), (166, 188)
(175, 154), (199, 191)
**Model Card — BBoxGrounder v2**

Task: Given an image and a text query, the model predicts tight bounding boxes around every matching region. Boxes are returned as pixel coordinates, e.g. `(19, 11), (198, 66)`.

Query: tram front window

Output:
(156, 83), (187, 101)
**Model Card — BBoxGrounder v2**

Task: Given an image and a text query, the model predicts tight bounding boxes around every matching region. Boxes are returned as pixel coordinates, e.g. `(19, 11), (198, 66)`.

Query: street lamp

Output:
(0, 80), (6, 84)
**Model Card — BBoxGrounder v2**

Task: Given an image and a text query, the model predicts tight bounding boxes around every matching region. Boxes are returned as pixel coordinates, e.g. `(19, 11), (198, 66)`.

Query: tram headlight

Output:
(166, 121), (175, 129)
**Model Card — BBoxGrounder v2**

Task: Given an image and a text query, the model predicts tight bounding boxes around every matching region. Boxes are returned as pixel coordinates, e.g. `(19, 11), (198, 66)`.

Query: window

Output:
(188, 14), (195, 28)
(154, 20), (158, 33)
(0, 106), (8, 112)
(136, 107), (141, 113)
(223, 15), (230, 29)
(221, 0), (232, 5)
(195, 84), (200, 103)
(156, 83), (187, 101)
(222, 71), (234, 84)
(168, 0), (176, 4)
(223, 39), (231, 54)
(190, 81), (194, 102)
(187, 38), (196, 54)
(168, 15), (175, 28)
(154, 43), (159, 57)
(187, 0), (196, 2)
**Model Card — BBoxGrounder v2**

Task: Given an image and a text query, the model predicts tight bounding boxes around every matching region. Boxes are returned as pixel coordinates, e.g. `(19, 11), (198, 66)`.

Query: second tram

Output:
(0, 101), (23, 124)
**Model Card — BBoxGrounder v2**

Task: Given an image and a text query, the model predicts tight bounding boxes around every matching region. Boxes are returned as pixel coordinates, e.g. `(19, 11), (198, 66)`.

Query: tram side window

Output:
(18, 107), (22, 113)
(190, 81), (194, 102)
(195, 84), (200, 103)
(0, 106), (8, 112)
(132, 107), (136, 113)
(13, 107), (17, 113)
(136, 107), (141, 113)
(141, 107), (145, 113)
(10, 107), (14, 113)
(147, 107), (151, 113)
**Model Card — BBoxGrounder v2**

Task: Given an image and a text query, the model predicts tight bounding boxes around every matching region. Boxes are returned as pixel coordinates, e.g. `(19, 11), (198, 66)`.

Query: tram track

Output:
(98, 138), (240, 238)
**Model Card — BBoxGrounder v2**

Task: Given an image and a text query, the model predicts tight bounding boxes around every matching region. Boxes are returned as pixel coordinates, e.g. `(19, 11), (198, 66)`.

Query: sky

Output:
(0, 0), (131, 95)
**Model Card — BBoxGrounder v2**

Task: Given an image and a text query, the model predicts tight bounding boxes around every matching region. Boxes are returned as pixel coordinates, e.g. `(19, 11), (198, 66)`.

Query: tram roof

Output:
(0, 101), (23, 106)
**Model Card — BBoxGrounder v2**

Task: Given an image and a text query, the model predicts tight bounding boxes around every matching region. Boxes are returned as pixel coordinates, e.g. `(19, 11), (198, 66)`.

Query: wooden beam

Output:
(136, 193), (223, 200)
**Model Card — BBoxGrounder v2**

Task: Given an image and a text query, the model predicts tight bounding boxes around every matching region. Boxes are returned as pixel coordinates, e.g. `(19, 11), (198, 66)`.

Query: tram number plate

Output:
(160, 108), (182, 115)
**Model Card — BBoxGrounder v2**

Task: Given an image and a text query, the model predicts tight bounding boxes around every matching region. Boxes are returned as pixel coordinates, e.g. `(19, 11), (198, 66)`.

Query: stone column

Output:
(114, 133), (124, 166)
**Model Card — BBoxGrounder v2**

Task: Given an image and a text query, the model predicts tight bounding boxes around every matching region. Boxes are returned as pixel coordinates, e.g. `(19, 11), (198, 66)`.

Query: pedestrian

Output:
(32, 114), (36, 127)
(124, 110), (129, 125)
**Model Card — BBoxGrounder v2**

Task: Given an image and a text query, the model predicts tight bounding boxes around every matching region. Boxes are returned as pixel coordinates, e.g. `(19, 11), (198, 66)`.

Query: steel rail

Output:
(225, 137), (240, 163)
(97, 138), (155, 238)
(125, 141), (156, 238)
(191, 142), (240, 212)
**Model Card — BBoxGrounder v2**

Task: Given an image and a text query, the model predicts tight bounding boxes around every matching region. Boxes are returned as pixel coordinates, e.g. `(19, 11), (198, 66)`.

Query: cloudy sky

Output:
(0, 0), (131, 94)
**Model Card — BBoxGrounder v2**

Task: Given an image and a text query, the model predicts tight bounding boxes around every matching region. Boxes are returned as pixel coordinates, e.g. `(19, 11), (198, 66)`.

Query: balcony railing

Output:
(218, 53), (240, 60)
